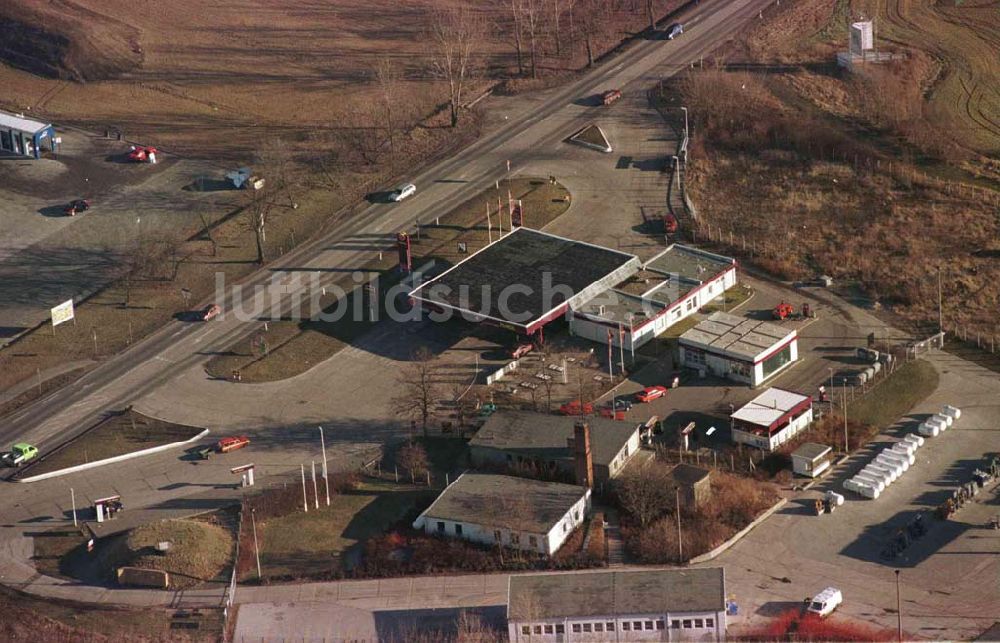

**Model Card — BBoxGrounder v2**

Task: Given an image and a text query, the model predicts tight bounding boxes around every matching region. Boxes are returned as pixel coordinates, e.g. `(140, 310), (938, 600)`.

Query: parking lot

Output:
(0, 128), (233, 342)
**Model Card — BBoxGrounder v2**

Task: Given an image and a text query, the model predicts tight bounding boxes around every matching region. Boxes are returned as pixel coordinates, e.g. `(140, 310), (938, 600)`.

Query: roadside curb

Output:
(687, 497), (787, 565)
(16, 429), (210, 483)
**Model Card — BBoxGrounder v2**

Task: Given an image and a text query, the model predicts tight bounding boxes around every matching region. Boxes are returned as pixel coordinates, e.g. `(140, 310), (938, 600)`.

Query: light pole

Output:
(895, 569), (902, 642)
(937, 266), (943, 333)
(319, 426), (330, 506)
(680, 106), (689, 143)
(842, 381), (849, 453)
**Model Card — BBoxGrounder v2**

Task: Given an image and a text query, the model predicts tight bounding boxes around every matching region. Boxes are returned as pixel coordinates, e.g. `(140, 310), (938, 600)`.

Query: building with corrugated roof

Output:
(679, 312), (798, 387)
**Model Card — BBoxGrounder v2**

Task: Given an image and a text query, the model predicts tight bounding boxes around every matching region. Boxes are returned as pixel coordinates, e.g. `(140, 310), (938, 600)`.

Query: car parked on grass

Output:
(635, 385), (668, 403)
(559, 400), (594, 416)
(390, 183), (416, 202)
(666, 23), (684, 39)
(64, 199), (91, 216)
(601, 89), (622, 105)
(2, 443), (39, 467)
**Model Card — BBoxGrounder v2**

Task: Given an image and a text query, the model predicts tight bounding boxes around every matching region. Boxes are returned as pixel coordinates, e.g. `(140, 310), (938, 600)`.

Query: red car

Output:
(601, 89), (623, 105)
(558, 400), (594, 416)
(600, 406), (626, 421)
(635, 385), (668, 403)
(510, 343), (534, 360)
(216, 436), (250, 453)
(64, 199), (91, 216)
(663, 213), (678, 234)
(128, 145), (158, 163)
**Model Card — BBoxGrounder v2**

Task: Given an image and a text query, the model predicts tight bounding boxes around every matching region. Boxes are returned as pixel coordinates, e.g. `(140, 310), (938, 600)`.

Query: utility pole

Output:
(676, 487), (683, 563)
(680, 107), (689, 144)
(70, 488), (77, 527)
(937, 267), (943, 332)
(618, 323), (625, 374)
(895, 570), (902, 642)
(300, 464), (308, 512)
(251, 508), (262, 579)
(311, 461), (319, 509)
(319, 426), (330, 506)
(842, 382), (849, 452)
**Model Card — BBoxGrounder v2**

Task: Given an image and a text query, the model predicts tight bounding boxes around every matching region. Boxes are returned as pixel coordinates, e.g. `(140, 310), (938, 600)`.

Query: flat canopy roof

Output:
(644, 244), (735, 281)
(409, 228), (638, 333)
(0, 110), (51, 135)
(680, 311), (795, 362)
(731, 387), (811, 428)
(793, 442), (833, 461)
(508, 568), (726, 621)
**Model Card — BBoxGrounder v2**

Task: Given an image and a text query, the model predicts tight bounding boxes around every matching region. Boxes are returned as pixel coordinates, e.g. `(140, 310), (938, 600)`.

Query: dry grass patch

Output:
(100, 519), (233, 589)
(20, 408), (203, 477)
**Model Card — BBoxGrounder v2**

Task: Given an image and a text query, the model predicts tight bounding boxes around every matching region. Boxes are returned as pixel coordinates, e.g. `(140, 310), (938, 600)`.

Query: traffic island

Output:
(13, 408), (206, 482)
(568, 124), (613, 153)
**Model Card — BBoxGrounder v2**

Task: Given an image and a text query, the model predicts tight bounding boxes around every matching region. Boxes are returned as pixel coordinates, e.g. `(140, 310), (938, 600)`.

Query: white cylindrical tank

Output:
(825, 490), (845, 506)
(845, 478), (880, 499)
(887, 446), (916, 465)
(892, 440), (917, 456)
(903, 434), (924, 448)
(874, 456), (905, 478)
(853, 472), (886, 492)
(918, 422), (940, 437)
(865, 463), (896, 483)
(926, 417), (947, 433)
(880, 450), (912, 470)
(942, 405), (961, 420)
(933, 413), (953, 428)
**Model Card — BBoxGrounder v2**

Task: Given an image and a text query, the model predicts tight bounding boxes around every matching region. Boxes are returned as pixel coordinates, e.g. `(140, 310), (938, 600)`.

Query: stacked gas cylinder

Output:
(917, 404), (961, 437)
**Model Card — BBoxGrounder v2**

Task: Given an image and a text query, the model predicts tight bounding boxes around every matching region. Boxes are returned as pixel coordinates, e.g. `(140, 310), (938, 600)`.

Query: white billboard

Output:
(51, 299), (75, 326)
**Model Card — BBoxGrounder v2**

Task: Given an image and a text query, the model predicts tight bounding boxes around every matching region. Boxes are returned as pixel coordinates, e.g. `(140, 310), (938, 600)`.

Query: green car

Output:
(3, 443), (39, 467)
(478, 402), (498, 418)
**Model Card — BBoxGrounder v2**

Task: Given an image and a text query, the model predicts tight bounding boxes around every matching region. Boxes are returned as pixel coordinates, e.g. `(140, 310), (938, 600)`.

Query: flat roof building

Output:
(412, 472), (591, 556)
(508, 568), (727, 641)
(569, 245), (737, 351)
(679, 312), (798, 387)
(470, 412), (642, 485)
(409, 227), (639, 337)
(0, 110), (56, 159)
(730, 387), (814, 451)
(792, 442), (833, 478)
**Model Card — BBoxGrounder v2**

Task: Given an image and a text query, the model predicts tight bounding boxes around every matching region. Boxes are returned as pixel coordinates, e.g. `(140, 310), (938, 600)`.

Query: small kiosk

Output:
(792, 443), (833, 478)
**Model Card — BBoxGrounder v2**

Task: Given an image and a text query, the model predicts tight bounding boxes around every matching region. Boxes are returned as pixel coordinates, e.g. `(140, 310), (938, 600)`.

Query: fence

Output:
(222, 504), (244, 642)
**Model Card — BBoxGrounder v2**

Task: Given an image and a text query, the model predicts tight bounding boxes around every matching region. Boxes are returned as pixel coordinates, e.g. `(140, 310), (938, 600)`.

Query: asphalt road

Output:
(0, 0), (776, 457)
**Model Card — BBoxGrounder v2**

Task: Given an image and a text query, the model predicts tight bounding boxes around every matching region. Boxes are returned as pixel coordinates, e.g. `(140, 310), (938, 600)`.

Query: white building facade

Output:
(730, 388), (814, 451)
(508, 568), (728, 642)
(412, 473), (591, 556)
(679, 312), (798, 387)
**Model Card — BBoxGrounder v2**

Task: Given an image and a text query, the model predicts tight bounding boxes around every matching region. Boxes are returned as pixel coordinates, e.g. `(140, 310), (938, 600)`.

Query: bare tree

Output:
(396, 441), (430, 483)
(577, 0), (605, 68)
(246, 187), (273, 265)
(372, 57), (403, 172)
(549, 0), (565, 57)
(428, 8), (481, 128)
(392, 346), (442, 436)
(508, 0), (525, 76)
(612, 462), (675, 527)
(521, 0), (542, 79)
(645, 0), (656, 32)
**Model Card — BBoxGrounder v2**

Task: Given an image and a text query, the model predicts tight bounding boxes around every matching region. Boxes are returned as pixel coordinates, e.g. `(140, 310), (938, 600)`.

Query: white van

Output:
(390, 183), (416, 202)
(666, 23), (684, 39)
(807, 587), (843, 617)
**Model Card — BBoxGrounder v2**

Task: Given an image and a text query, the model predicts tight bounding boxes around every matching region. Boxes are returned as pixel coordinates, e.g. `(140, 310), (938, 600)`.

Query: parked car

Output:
(510, 343), (534, 359)
(600, 407), (626, 421)
(128, 145), (158, 163)
(390, 183), (417, 202)
(666, 23), (684, 39)
(478, 402), (498, 418)
(611, 398), (633, 411)
(559, 400), (594, 416)
(64, 199), (91, 216)
(2, 443), (38, 467)
(199, 304), (221, 321)
(635, 385), (668, 403)
(806, 587), (843, 617)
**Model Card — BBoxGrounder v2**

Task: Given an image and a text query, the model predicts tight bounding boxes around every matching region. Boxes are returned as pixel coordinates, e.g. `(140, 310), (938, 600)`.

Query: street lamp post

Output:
(895, 569), (902, 642)
(680, 106), (689, 143)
